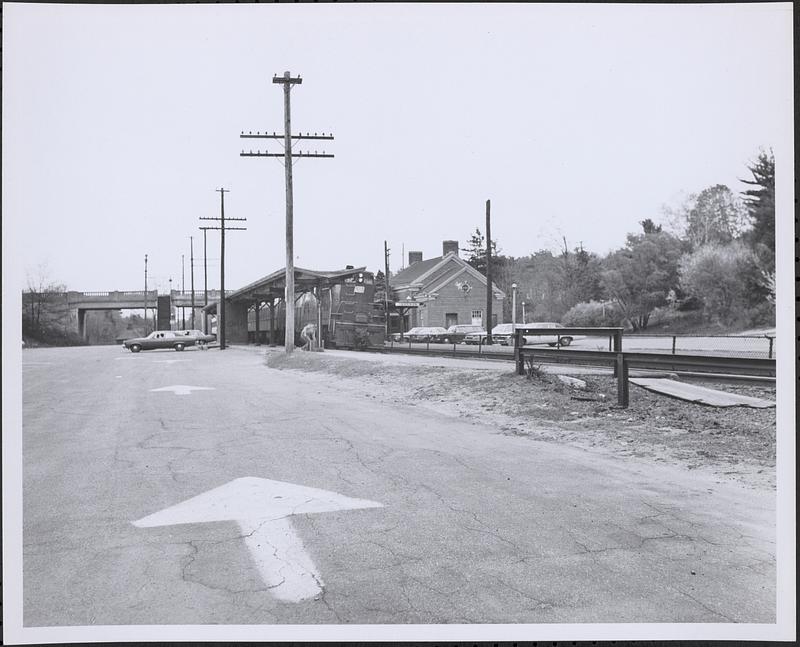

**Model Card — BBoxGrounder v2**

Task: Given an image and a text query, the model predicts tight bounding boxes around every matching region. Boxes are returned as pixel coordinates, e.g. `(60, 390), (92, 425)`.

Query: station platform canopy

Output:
(201, 265), (367, 315)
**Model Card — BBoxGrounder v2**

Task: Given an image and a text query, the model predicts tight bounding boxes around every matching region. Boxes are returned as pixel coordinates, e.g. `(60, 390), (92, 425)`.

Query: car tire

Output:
(548, 342), (557, 347)
(560, 337), (572, 346)
(443, 338), (450, 344)
(130, 344), (142, 353)
(518, 338), (526, 346)
(174, 343), (185, 352)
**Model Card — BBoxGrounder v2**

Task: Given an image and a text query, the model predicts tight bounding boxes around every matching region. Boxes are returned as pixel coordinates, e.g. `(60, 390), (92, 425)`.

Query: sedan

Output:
(465, 323), (514, 345)
(504, 322), (585, 347)
(441, 324), (485, 344)
(123, 330), (198, 352)
(405, 327), (448, 343)
(175, 329), (216, 345)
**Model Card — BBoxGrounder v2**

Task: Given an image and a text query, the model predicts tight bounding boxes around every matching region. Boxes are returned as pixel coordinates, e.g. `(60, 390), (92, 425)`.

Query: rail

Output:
(516, 347), (775, 407)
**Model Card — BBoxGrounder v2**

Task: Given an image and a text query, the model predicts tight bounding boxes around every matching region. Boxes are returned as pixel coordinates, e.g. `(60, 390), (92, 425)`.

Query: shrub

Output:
(679, 242), (765, 325)
(562, 300), (623, 327)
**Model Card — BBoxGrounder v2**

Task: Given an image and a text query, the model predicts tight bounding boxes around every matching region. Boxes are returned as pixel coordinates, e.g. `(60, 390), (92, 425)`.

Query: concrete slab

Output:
(629, 378), (775, 408)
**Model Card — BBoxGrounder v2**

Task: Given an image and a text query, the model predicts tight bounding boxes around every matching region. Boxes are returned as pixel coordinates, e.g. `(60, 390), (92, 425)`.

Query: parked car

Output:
(440, 324), (485, 344)
(490, 323), (515, 345)
(502, 322), (585, 347)
(404, 326), (448, 343)
(123, 330), (199, 352)
(176, 329), (216, 345)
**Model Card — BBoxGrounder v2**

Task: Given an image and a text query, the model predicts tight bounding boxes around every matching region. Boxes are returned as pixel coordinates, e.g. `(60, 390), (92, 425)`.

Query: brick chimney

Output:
(408, 251), (423, 265)
(442, 240), (459, 257)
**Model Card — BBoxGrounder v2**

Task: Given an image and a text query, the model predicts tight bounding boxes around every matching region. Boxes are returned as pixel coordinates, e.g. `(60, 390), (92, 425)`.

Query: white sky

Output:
(3, 2), (793, 293)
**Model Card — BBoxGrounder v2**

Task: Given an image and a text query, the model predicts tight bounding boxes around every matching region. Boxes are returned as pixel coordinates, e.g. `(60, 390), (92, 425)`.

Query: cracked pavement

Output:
(21, 345), (775, 625)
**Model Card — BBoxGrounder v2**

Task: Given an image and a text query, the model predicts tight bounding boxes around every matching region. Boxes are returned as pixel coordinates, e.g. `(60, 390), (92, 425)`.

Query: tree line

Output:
(459, 149), (775, 332)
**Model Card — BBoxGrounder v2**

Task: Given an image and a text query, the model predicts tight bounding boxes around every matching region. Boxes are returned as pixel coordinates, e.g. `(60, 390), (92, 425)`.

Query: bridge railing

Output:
(23, 289), (233, 300)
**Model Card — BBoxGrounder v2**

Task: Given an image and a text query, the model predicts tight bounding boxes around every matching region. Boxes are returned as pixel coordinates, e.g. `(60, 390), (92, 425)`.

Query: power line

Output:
(199, 188), (247, 350)
(240, 70), (335, 354)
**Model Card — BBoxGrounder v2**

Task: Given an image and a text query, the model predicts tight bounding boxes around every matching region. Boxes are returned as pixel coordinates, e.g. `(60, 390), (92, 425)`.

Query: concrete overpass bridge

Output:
(23, 289), (232, 339)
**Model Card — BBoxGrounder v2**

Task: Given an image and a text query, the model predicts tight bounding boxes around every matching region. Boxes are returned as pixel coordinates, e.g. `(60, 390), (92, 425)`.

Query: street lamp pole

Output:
(169, 277), (173, 329)
(143, 254), (148, 335)
(511, 283), (518, 329)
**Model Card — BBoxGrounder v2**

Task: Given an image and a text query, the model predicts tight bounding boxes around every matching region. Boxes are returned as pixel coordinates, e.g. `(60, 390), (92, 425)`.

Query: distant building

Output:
(389, 240), (505, 331)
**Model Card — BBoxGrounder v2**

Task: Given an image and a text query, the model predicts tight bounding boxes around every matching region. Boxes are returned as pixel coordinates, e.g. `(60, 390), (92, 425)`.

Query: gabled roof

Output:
(389, 257), (443, 287)
(390, 253), (505, 298)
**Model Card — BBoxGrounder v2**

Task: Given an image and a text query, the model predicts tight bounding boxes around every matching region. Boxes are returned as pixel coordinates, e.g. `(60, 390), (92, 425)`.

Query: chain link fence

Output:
(384, 334), (776, 359)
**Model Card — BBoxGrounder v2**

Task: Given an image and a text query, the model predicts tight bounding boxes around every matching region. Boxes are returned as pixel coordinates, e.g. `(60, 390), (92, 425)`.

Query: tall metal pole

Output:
(384, 241), (391, 339)
(169, 277), (173, 329)
(281, 71), (296, 354)
(511, 283), (517, 329)
(202, 228), (209, 333)
(485, 199), (493, 344)
(218, 188), (229, 350)
(190, 236), (196, 329)
(181, 253), (185, 329)
(144, 254), (148, 335)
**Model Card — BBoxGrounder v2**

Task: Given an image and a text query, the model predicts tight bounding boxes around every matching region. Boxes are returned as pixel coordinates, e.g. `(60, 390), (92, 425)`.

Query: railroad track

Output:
(374, 344), (776, 381)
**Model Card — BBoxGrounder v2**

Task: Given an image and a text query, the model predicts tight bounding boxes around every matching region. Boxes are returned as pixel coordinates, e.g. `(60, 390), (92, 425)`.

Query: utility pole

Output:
(200, 188), (246, 350)
(384, 241), (391, 339)
(190, 236), (196, 329)
(181, 253), (185, 329)
(199, 227), (210, 333)
(144, 253), (149, 335)
(240, 71), (334, 354)
(485, 199), (493, 345)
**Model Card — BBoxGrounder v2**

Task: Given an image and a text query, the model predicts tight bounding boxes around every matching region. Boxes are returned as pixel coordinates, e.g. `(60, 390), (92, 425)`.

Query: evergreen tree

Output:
(374, 269), (388, 305)
(740, 149), (775, 269)
(461, 228), (500, 274)
(640, 218), (662, 234)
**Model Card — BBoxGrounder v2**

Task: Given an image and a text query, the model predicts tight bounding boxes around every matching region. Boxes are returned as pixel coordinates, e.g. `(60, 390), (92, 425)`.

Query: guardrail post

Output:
(616, 353), (629, 408)
(612, 329), (622, 377)
(453, 342), (456, 357)
(768, 336), (774, 359)
(516, 348), (525, 375)
(671, 336), (676, 355)
(478, 338), (482, 355)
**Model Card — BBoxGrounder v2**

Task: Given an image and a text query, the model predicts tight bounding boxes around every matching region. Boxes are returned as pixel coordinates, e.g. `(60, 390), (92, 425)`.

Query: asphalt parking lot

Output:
(19, 344), (776, 626)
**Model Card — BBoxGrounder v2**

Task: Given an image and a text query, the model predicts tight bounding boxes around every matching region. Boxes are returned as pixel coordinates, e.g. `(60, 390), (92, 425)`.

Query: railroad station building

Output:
(201, 265), (370, 345)
(389, 240), (506, 331)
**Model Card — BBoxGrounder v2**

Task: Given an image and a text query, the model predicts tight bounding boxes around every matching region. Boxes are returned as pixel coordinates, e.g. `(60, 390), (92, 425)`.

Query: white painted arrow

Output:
(149, 384), (215, 396)
(133, 477), (383, 602)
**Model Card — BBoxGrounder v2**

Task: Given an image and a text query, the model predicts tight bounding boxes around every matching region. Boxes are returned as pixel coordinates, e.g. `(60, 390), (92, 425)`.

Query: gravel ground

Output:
(264, 349), (776, 491)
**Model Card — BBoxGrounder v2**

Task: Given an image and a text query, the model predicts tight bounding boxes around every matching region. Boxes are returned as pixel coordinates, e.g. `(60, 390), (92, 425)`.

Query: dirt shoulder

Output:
(262, 348), (776, 491)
